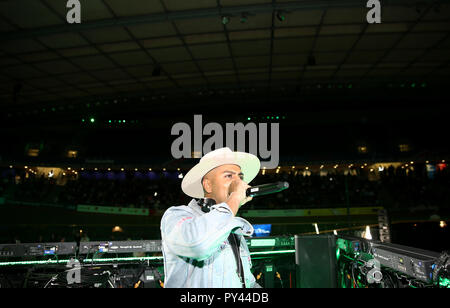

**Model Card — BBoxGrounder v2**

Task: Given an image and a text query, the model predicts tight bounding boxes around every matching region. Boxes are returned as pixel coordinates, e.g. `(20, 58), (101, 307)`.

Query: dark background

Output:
(0, 0), (449, 252)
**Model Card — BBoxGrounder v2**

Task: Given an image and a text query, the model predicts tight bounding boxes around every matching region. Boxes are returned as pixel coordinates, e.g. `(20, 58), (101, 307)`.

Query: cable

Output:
(275, 272), (284, 288)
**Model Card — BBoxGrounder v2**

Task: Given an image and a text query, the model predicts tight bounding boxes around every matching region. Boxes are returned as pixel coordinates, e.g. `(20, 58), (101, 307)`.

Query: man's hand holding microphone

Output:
(226, 179), (253, 216)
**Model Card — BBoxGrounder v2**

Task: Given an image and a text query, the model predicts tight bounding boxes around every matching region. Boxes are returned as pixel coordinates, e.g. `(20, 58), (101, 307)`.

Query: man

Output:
(160, 147), (261, 288)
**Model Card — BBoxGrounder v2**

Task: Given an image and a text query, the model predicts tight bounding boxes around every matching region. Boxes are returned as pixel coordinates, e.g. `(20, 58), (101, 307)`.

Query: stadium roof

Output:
(1, 0), (449, 117)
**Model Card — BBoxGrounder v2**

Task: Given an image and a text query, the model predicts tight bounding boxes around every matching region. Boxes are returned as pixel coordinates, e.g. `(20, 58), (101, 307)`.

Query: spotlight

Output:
(221, 15), (230, 25)
(276, 11), (286, 22)
(240, 13), (248, 23)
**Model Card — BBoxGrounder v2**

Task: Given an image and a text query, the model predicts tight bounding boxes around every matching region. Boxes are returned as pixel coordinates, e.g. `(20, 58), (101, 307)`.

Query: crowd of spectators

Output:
(1, 163), (449, 213)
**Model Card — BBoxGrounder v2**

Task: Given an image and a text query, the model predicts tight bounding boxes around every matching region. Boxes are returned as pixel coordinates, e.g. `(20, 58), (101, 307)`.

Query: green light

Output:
(90, 118), (95, 123)
(276, 116), (279, 120)
(250, 239), (276, 247)
(83, 256), (163, 262)
(123, 120), (126, 123)
(348, 84), (352, 89)
(247, 117), (251, 121)
(266, 116), (269, 119)
(109, 120), (112, 123)
(118, 120), (122, 123)
(249, 249), (295, 256)
(439, 277), (450, 288)
(271, 116), (274, 119)
(411, 83), (416, 88)
(0, 259), (68, 266)
(82, 119), (85, 122)
(0, 251), (294, 267)
(336, 248), (340, 260)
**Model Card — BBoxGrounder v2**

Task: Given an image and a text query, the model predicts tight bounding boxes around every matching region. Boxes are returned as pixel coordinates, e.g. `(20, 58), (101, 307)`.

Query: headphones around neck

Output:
(197, 198), (217, 213)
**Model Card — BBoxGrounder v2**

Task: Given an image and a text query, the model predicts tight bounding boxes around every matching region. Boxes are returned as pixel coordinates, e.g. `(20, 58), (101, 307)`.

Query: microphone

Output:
(246, 181), (289, 198)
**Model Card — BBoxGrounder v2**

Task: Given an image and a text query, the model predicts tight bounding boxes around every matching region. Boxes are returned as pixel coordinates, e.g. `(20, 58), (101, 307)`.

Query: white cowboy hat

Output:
(181, 147), (261, 198)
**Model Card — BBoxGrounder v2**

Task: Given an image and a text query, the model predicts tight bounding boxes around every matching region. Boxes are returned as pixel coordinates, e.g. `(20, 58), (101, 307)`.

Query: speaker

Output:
(295, 234), (337, 288)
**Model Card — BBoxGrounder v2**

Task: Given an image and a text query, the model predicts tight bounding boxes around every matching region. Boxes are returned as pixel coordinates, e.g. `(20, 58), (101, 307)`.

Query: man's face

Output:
(202, 164), (244, 204)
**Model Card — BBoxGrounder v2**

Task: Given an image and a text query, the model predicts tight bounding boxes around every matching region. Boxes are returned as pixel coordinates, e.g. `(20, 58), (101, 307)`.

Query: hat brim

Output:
(181, 151), (261, 198)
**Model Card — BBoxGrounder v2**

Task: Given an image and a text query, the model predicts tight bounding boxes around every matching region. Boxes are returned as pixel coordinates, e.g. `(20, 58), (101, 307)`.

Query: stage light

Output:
(121, 168), (124, 171)
(90, 117), (95, 123)
(440, 221), (447, 228)
(178, 173), (183, 179)
(221, 15), (230, 25)
(9, 165), (12, 168)
(240, 13), (248, 23)
(364, 226), (372, 240)
(94, 168), (98, 171)
(313, 223), (319, 234)
(112, 226), (123, 232)
(276, 11), (285, 22)
(108, 168), (111, 171)
(247, 117), (251, 120)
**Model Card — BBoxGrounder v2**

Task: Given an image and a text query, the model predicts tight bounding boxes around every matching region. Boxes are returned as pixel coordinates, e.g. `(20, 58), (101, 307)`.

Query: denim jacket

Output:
(160, 198), (260, 288)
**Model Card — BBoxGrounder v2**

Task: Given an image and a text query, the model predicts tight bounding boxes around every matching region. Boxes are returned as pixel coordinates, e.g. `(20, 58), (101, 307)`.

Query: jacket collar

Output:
(187, 199), (254, 237)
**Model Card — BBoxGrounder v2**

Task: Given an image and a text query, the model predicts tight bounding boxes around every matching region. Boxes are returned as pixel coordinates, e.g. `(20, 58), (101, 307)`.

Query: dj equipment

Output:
(79, 240), (162, 254)
(246, 236), (294, 250)
(0, 242), (77, 257)
(371, 242), (440, 283)
(336, 235), (448, 288)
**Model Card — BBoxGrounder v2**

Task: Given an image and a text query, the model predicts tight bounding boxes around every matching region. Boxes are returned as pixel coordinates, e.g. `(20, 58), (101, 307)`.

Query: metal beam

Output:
(2, 0), (444, 42)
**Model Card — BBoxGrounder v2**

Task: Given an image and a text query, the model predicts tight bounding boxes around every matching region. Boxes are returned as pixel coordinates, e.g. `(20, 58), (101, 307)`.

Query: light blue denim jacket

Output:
(160, 198), (260, 288)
